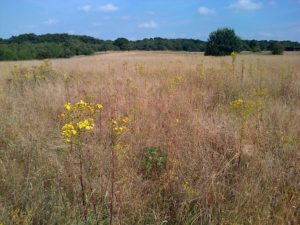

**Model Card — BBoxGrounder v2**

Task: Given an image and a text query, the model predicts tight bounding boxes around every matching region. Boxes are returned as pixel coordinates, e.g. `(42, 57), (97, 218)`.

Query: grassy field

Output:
(0, 51), (299, 225)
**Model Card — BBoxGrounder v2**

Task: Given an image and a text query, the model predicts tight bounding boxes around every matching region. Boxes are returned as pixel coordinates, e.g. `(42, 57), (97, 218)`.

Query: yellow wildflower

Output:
(114, 125), (126, 135)
(96, 104), (103, 109)
(230, 51), (238, 57)
(64, 103), (72, 111)
(122, 117), (129, 123)
(85, 125), (93, 131)
(88, 105), (95, 114)
(76, 99), (88, 110)
(79, 100), (86, 105)
(77, 118), (94, 131)
(115, 142), (122, 151)
(60, 100), (102, 142)
(111, 116), (129, 135)
(77, 121), (85, 129)
(230, 99), (244, 108)
(61, 123), (77, 142)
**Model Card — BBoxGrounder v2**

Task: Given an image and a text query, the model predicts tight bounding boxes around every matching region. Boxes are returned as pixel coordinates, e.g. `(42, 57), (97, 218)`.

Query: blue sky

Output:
(1, 0), (300, 41)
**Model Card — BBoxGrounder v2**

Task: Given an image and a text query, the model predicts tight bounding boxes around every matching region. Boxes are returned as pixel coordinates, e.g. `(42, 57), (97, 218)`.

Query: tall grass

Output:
(0, 52), (299, 224)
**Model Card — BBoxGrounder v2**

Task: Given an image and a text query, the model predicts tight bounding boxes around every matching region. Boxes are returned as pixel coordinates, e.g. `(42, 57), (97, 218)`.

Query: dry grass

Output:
(0, 51), (299, 225)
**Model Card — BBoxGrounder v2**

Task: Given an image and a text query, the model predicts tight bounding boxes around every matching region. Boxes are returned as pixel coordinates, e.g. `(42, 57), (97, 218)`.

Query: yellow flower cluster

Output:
(77, 118), (95, 131)
(64, 102), (72, 111)
(170, 74), (184, 86)
(60, 100), (103, 143)
(230, 99), (245, 108)
(230, 51), (238, 64)
(230, 99), (246, 118)
(63, 100), (103, 114)
(229, 98), (257, 119)
(230, 51), (238, 57)
(112, 116), (129, 135)
(61, 123), (77, 143)
(11, 60), (56, 84)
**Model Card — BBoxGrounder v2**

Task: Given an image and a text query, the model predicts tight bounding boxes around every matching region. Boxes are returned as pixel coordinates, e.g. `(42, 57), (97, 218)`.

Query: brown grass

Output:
(0, 51), (299, 225)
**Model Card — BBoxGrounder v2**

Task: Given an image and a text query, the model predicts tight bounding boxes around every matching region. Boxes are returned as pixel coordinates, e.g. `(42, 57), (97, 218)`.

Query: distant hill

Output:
(0, 33), (299, 60)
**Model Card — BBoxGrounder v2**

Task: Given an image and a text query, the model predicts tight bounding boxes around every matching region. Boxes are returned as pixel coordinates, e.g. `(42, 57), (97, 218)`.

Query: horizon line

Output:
(1, 32), (300, 43)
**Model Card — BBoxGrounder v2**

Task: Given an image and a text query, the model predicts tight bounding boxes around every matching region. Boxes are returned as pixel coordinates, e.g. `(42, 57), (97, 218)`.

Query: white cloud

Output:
(80, 4), (119, 13)
(97, 4), (119, 12)
(80, 5), (92, 12)
(44, 19), (58, 25)
(121, 16), (139, 21)
(197, 7), (216, 16)
(229, 0), (262, 11)
(138, 21), (158, 29)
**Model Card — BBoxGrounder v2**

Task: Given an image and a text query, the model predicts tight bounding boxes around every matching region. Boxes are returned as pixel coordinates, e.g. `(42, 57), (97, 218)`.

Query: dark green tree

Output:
(249, 40), (261, 52)
(205, 28), (241, 56)
(271, 42), (284, 55)
(113, 38), (133, 50)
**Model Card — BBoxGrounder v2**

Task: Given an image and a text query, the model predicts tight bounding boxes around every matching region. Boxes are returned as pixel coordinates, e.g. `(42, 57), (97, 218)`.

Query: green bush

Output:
(271, 42), (284, 55)
(113, 38), (133, 50)
(205, 28), (241, 56)
(142, 146), (167, 178)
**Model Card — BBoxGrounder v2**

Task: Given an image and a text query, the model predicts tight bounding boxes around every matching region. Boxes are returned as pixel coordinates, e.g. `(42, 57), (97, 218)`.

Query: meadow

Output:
(0, 51), (299, 225)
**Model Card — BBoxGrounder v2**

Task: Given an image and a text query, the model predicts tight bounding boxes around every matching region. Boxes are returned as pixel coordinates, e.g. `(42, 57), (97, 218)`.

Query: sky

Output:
(0, 0), (300, 41)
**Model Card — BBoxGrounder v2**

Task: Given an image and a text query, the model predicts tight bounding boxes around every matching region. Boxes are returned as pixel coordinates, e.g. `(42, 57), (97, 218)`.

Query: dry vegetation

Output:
(0, 51), (299, 225)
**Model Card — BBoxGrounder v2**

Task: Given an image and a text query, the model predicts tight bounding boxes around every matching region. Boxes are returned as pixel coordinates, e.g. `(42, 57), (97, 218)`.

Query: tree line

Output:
(0, 32), (299, 60)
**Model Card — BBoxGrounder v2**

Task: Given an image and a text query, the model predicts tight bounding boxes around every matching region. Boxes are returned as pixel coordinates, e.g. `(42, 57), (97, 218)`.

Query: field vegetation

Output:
(1, 33), (300, 60)
(0, 51), (299, 224)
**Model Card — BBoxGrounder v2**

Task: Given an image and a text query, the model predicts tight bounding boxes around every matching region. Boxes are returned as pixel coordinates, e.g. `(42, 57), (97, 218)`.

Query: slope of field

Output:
(0, 51), (299, 224)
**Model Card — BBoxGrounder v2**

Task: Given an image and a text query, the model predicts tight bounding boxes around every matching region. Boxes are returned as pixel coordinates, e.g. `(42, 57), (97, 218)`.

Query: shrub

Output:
(205, 28), (241, 56)
(113, 38), (133, 51)
(142, 146), (168, 178)
(271, 42), (284, 55)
